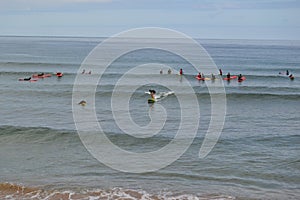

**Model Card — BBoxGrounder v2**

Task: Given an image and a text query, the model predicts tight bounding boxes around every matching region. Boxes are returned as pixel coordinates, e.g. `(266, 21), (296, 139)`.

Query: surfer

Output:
(24, 77), (31, 81)
(160, 69), (163, 74)
(197, 73), (202, 79)
(238, 74), (243, 81)
(286, 70), (289, 76)
(147, 90), (156, 103)
(227, 72), (231, 79)
(211, 73), (216, 80)
(289, 74), (294, 80)
(179, 68), (183, 75)
(82, 69), (85, 74)
(219, 69), (223, 76)
(149, 90), (156, 99)
(168, 69), (172, 74)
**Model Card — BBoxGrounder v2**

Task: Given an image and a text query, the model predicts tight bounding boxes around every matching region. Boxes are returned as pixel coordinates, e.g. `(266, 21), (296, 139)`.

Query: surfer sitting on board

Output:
(197, 73), (201, 79)
(238, 74), (243, 81)
(227, 72), (231, 79)
(179, 68), (183, 75)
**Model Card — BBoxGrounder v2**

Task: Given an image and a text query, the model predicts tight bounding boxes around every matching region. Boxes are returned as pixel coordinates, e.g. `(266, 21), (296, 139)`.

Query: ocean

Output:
(0, 36), (299, 199)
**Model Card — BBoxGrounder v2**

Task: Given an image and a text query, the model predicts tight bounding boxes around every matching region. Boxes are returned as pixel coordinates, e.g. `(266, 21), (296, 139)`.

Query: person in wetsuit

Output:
(197, 73), (202, 79)
(227, 72), (231, 79)
(179, 68), (183, 75)
(238, 74), (243, 81)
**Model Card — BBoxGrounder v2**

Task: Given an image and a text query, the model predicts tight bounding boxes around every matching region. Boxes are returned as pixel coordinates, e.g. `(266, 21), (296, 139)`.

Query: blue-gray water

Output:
(0, 36), (300, 199)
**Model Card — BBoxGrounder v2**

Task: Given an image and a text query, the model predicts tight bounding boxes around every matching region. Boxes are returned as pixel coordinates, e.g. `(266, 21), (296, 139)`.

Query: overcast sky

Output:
(0, 0), (299, 39)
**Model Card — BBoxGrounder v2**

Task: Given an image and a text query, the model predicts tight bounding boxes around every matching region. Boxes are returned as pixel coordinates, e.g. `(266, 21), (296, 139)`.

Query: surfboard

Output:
(238, 76), (246, 82)
(196, 76), (218, 81)
(56, 72), (63, 77)
(195, 76), (205, 81)
(32, 73), (52, 78)
(146, 91), (174, 103)
(154, 91), (174, 99)
(223, 75), (237, 80)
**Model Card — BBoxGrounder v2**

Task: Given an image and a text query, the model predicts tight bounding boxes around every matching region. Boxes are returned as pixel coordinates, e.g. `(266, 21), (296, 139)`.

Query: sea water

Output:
(0, 36), (299, 199)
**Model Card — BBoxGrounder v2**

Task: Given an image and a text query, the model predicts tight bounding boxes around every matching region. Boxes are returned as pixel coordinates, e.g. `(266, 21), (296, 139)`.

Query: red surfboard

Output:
(223, 75), (237, 80)
(56, 72), (63, 77)
(32, 73), (52, 78)
(238, 76), (246, 82)
(195, 76), (205, 81)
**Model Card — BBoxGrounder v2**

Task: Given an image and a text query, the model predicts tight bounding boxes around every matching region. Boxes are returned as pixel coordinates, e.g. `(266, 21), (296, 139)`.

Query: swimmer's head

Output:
(78, 100), (87, 106)
(149, 90), (156, 94)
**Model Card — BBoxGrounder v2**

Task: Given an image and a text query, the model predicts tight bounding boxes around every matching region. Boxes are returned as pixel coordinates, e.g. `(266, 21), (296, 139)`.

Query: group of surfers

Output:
(179, 68), (244, 82)
(167, 68), (294, 81)
(81, 69), (92, 74)
(196, 71), (244, 81)
(19, 72), (63, 82)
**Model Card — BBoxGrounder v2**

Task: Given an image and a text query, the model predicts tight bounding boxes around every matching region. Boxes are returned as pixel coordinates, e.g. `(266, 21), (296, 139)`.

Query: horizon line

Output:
(0, 34), (299, 42)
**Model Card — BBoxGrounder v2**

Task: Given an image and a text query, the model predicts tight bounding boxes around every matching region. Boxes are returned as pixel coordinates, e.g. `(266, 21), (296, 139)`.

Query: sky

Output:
(0, 0), (300, 40)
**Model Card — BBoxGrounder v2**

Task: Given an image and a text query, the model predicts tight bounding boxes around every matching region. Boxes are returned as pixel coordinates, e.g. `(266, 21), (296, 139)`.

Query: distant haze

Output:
(0, 0), (299, 40)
